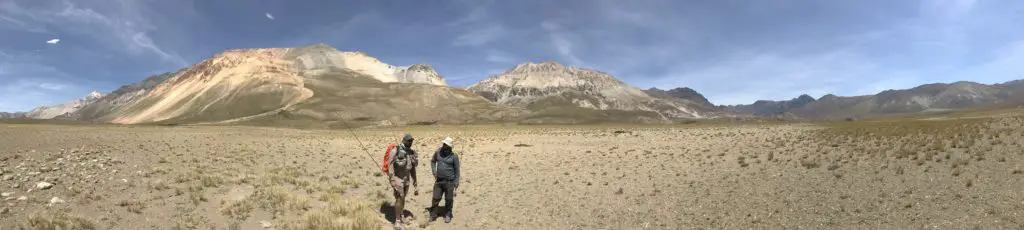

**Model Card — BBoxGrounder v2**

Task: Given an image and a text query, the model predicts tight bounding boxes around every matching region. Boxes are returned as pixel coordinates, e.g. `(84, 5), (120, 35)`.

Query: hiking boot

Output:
(429, 212), (438, 222)
(444, 216), (452, 223)
(394, 222), (403, 230)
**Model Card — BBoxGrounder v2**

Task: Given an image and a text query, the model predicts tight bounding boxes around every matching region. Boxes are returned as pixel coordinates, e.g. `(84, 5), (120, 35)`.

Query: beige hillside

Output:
(93, 44), (520, 126)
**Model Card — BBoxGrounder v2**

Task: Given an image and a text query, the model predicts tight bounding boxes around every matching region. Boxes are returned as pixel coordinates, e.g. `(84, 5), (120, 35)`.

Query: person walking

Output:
(387, 133), (418, 230)
(429, 136), (461, 223)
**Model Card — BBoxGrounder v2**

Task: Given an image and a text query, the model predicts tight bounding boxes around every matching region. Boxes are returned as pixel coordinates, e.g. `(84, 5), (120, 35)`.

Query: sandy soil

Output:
(1, 116), (1023, 229)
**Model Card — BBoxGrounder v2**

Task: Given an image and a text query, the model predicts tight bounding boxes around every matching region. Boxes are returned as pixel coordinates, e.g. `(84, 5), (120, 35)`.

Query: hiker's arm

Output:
(430, 149), (439, 176)
(453, 153), (461, 185)
(410, 157), (418, 187)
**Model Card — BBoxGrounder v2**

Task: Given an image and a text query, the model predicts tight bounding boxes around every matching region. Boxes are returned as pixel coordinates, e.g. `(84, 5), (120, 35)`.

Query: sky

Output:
(2, 0), (1024, 112)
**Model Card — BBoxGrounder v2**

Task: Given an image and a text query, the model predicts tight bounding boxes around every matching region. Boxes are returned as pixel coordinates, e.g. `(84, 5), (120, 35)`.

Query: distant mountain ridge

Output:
(725, 94), (817, 116)
(18, 91), (106, 119)
(727, 80), (1024, 119)
(0, 112), (25, 119)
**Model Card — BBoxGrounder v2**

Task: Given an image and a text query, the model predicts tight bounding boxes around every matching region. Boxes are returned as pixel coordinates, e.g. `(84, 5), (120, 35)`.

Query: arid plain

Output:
(2, 109), (1023, 230)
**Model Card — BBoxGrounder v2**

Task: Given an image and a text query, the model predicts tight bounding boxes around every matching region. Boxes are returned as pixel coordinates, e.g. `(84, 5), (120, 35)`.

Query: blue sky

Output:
(2, 0), (1024, 111)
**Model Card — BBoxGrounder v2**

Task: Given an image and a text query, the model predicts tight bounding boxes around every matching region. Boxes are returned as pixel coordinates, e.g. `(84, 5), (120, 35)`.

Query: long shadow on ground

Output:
(378, 202), (416, 224)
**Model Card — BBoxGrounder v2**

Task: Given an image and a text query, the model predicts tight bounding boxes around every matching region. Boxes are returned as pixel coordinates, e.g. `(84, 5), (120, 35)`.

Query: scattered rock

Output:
(16, 196), (27, 201)
(36, 182), (54, 190)
(2, 175), (11, 181)
(0, 207), (8, 214)
(0, 192), (12, 197)
(49, 197), (65, 206)
(260, 220), (273, 228)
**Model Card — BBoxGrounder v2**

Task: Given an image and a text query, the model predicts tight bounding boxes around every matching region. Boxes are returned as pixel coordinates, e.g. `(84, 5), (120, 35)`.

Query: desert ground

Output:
(2, 110), (1024, 230)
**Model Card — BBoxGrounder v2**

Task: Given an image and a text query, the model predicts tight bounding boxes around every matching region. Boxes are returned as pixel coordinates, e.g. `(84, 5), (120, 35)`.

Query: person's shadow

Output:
(378, 202), (415, 224)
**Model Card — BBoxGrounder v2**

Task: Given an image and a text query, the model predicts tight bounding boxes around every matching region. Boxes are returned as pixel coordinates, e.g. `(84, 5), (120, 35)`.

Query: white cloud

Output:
(447, 7), (486, 27)
(536, 21), (586, 66)
(37, 82), (67, 90)
(0, 52), (86, 112)
(46, 38), (60, 44)
(453, 25), (506, 47)
(1, 0), (186, 67)
(549, 33), (584, 66)
(265, 13), (274, 20)
(485, 49), (515, 63)
(540, 20), (560, 31)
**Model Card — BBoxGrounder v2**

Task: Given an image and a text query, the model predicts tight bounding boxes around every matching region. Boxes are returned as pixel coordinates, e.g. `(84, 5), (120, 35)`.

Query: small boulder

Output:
(260, 220), (273, 228)
(0, 192), (12, 197)
(35, 182), (54, 190)
(16, 196), (27, 201)
(48, 197), (64, 206)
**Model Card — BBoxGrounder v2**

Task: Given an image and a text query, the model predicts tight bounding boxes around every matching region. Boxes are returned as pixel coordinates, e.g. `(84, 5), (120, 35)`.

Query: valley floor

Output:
(1, 114), (1023, 229)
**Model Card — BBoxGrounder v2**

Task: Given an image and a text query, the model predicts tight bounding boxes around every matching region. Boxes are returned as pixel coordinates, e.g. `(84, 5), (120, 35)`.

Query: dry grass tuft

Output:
(298, 194), (381, 230)
(20, 212), (97, 230)
(117, 200), (146, 214)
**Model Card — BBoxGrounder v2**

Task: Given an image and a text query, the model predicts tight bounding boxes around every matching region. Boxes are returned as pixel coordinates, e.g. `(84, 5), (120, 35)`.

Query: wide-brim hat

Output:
(442, 136), (453, 147)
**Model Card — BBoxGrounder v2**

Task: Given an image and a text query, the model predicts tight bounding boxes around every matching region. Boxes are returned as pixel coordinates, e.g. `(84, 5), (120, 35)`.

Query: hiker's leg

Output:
(390, 177), (405, 224)
(443, 182), (455, 218)
(430, 182), (443, 219)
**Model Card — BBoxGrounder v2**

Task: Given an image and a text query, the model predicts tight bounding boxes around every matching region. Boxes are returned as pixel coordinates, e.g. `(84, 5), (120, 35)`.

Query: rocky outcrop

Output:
(468, 61), (712, 122)
(285, 44), (446, 86)
(644, 87), (716, 109)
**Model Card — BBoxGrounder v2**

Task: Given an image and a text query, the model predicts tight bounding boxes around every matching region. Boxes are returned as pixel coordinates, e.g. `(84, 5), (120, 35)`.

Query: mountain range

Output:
(725, 80), (1024, 119)
(4, 43), (1023, 125)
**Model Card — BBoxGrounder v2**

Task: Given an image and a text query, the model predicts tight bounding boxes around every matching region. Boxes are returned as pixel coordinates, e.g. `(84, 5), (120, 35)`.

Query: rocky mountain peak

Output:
(795, 94), (816, 102)
(509, 61), (568, 73)
(644, 87), (715, 108)
(283, 44), (446, 85)
(85, 90), (104, 100)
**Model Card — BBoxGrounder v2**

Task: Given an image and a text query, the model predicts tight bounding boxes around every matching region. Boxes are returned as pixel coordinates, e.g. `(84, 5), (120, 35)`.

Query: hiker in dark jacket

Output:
(429, 136), (461, 223)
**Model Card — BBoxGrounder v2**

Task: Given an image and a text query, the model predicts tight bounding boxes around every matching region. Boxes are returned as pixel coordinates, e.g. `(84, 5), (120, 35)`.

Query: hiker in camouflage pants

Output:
(388, 133), (418, 229)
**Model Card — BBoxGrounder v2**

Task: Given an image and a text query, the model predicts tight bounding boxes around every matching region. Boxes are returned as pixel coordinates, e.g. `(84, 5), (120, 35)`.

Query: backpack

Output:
(381, 143), (412, 173)
(381, 143), (397, 173)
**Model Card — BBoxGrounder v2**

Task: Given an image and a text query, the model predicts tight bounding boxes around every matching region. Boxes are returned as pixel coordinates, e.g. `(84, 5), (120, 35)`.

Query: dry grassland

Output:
(1, 110), (1023, 229)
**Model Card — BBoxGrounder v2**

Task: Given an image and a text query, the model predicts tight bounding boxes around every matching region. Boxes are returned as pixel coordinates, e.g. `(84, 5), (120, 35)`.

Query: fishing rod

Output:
(334, 113), (387, 185)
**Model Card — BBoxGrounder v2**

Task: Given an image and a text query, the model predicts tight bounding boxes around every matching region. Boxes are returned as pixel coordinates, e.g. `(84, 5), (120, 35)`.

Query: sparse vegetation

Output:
(19, 212), (96, 230)
(2, 110), (1023, 229)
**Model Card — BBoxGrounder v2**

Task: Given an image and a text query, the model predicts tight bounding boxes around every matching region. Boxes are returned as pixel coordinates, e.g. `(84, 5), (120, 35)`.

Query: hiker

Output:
(388, 133), (419, 229)
(429, 136), (461, 223)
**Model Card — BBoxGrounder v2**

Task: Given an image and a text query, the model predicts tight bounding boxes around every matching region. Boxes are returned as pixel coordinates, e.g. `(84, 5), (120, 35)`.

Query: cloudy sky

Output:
(2, 0), (1024, 111)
